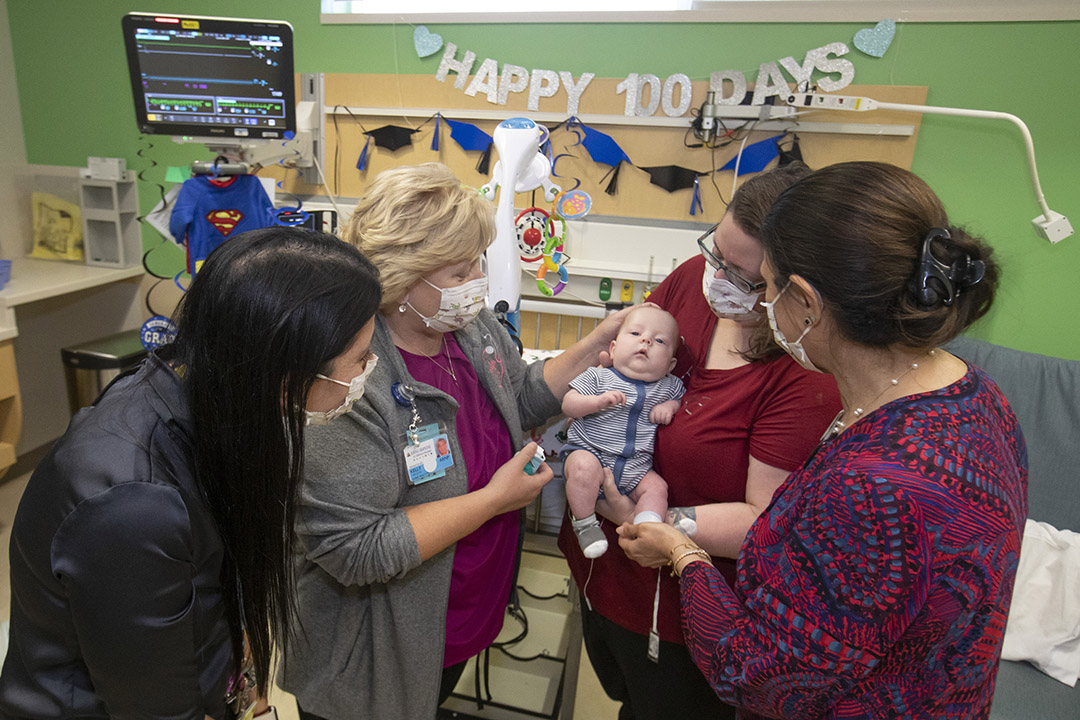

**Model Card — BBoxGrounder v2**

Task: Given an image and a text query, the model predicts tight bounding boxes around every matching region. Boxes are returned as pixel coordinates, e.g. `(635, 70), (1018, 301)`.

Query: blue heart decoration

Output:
(413, 26), (444, 58)
(854, 19), (896, 58)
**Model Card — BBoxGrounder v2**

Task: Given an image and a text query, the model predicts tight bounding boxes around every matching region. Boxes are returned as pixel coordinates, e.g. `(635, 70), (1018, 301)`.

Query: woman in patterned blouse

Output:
(619, 161), (1027, 720)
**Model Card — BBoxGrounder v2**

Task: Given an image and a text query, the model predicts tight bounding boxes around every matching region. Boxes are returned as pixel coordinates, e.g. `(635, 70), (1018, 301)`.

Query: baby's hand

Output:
(650, 401), (677, 425)
(597, 390), (627, 410)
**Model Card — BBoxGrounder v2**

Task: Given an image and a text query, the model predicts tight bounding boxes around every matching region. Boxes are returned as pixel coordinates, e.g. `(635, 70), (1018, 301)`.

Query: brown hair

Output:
(727, 162), (812, 361)
(759, 161), (999, 349)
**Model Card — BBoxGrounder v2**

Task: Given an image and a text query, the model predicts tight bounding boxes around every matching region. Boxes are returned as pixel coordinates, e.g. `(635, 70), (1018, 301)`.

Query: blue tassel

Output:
(356, 137), (371, 171)
(431, 114), (441, 152)
(690, 176), (702, 216)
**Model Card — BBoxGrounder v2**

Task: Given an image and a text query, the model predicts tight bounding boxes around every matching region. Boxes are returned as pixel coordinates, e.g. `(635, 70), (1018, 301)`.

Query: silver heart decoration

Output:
(413, 26), (444, 59)
(854, 19), (896, 58)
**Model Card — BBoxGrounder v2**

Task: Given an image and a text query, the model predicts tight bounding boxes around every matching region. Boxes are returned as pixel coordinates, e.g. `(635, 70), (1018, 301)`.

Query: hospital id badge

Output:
(403, 422), (454, 485)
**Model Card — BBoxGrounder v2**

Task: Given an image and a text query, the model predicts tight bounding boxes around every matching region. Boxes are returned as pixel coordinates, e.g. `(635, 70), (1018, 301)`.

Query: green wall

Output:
(8, 2), (1080, 359)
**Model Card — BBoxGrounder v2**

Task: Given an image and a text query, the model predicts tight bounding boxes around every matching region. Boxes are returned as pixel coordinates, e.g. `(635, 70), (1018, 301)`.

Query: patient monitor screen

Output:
(122, 12), (296, 141)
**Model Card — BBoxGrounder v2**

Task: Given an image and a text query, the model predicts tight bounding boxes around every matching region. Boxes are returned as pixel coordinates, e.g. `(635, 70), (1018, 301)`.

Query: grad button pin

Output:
(140, 315), (178, 351)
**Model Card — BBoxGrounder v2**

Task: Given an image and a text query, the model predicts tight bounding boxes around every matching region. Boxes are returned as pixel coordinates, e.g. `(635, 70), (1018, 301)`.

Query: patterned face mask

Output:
(701, 264), (763, 319)
(407, 276), (488, 333)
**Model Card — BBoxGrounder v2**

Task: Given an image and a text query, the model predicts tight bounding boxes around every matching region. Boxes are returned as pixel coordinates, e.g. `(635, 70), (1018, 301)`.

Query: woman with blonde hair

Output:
(279, 163), (632, 720)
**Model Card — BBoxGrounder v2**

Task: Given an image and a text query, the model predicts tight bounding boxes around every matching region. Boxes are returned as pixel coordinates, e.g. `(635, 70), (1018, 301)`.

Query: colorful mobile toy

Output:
(554, 189), (592, 220)
(534, 190), (585, 297)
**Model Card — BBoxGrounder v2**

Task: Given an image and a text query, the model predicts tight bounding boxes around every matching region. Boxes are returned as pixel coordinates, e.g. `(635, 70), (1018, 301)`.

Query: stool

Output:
(61, 330), (148, 414)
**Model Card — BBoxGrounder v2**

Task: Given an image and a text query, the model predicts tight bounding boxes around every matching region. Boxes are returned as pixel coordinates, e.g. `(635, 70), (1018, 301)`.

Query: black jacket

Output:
(0, 354), (232, 719)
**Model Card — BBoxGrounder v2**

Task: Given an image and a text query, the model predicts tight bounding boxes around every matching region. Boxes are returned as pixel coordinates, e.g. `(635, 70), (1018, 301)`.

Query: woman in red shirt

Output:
(558, 164), (841, 720)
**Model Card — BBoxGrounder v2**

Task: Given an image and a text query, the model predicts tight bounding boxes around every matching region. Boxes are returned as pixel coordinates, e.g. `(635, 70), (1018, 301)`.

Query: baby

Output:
(563, 306), (688, 558)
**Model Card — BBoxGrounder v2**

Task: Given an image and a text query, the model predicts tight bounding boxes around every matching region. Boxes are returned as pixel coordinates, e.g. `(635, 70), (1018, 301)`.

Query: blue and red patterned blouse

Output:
(681, 362), (1028, 719)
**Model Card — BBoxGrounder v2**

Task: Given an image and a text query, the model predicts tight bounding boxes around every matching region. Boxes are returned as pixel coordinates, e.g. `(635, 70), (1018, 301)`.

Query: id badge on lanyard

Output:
(394, 382), (455, 485)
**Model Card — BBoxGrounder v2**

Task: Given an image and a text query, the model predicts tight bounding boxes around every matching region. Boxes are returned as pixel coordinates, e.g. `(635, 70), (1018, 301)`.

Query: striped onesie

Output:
(564, 366), (685, 494)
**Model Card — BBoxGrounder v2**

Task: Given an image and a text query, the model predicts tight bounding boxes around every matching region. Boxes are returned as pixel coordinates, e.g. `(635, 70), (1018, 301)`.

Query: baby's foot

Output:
(572, 513), (608, 558)
(577, 524), (608, 559)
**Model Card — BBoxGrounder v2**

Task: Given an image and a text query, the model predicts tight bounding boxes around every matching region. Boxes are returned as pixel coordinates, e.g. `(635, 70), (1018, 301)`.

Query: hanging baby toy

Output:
(483, 119), (594, 334)
(535, 188), (591, 297)
(482, 118), (561, 340)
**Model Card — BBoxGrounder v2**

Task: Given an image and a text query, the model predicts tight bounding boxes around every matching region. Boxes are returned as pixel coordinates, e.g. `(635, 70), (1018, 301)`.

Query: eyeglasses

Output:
(696, 224), (767, 295)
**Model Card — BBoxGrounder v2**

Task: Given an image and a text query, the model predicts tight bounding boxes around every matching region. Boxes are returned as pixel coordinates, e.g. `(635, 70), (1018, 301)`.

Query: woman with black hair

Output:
(0, 227), (382, 720)
(620, 162), (1028, 719)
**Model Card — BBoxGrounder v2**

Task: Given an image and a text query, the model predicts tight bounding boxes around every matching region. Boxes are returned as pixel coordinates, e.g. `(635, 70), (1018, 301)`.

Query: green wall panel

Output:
(7, 2), (1079, 358)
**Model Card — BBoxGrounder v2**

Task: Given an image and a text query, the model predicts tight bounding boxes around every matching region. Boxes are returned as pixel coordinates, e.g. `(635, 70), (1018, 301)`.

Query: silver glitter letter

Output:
(751, 61), (790, 106)
(710, 70), (747, 105)
(779, 53), (816, 88)
(813, 42), (855, 92)
(498, 64), (529, 105)
(435, 42), (476, 90)
(465, 58), (500, 103)
(560, 71), (594, 116)
(529, 69), (560, 111)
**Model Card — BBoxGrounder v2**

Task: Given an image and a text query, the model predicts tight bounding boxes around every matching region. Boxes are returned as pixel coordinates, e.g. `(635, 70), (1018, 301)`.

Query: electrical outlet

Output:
(1033, 211), (1074, 244)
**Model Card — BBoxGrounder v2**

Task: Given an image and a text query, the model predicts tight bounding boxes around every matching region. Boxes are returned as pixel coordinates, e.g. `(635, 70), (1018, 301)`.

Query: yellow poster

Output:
(31, 192), (84, 261)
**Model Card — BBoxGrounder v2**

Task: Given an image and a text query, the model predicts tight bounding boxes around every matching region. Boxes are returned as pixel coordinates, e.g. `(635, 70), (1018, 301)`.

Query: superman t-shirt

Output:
(168, 175), (274, 274)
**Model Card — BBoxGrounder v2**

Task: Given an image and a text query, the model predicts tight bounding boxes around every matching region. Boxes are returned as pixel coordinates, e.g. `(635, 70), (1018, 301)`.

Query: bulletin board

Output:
(267, 74), (927, 223)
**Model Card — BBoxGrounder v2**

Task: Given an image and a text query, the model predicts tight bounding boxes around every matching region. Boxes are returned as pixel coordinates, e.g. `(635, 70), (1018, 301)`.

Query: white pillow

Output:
(1001, 519), (1080, 686)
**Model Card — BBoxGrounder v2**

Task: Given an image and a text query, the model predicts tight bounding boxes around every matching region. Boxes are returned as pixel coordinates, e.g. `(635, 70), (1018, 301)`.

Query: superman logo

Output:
(206, 209), (244, 237)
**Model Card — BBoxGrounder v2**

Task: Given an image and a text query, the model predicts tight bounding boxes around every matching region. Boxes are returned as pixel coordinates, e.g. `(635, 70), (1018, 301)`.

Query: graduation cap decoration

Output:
(635, 165), (704, 215)
(440, 116), (496, 175)
(566, 117), (632, 195)
(639, 165), (701, 193)
(638, 165), (707, 216)
(356, 125), (420, 171)
(717, 134), (785, 176)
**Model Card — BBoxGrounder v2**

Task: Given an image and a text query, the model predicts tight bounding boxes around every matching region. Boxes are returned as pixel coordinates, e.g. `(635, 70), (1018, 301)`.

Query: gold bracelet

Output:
(667, 542), (699, 564)
(670, 549), (711, 578)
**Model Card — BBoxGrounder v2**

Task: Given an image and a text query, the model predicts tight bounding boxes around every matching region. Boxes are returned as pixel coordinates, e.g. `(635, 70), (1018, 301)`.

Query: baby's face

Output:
(608, 307), (679, 382)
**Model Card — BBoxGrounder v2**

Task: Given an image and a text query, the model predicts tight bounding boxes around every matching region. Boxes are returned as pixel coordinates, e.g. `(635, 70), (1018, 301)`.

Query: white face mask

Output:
(407, 276), (488, 333)
(701, 265), (763, 319)
(304, 353), (379, 426)
(760, 284), (822, 373)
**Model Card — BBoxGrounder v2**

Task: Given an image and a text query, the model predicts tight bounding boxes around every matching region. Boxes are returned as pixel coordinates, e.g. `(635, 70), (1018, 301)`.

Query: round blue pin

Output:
(140, 315), (178, 351)
(391, 382), (415, 407)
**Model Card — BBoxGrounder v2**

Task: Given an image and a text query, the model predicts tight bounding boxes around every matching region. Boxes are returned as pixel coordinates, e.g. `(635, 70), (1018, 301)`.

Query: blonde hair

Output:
(342, 163), (495, 313)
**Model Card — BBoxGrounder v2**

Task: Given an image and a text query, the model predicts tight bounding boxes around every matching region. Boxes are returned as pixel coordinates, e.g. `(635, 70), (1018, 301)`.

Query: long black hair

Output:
(170, 227), (380, 688)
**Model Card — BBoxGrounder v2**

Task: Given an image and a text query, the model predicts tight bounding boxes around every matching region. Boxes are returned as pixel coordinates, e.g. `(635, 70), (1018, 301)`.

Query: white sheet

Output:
(1001, 518), (1080, 686)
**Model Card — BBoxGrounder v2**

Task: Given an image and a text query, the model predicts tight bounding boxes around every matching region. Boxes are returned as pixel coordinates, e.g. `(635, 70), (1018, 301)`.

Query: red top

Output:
(681, 365), (1026, 718)
(401, 334), (517, 666)
(558, 254), (841, 643)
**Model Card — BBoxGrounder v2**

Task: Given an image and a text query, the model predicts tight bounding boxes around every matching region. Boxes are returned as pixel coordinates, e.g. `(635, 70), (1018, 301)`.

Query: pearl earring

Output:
(398, 303), (407, 313)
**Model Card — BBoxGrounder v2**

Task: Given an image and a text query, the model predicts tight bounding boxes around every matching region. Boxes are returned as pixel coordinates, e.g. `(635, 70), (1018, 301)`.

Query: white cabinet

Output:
(78, 171), (140, 268)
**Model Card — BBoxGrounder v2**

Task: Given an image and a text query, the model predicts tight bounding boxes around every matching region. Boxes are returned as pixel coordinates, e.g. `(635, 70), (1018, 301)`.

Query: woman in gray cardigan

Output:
(278, 163), (630, 720)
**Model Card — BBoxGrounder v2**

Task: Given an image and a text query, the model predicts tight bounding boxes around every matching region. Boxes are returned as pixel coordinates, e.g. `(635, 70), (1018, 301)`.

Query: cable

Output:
(517, 584), (569, 602)
(312, 152), (345, 219)
(491, 604), (528, 648)
(390, 22), (418, 131)
(730, 132), (752, 199)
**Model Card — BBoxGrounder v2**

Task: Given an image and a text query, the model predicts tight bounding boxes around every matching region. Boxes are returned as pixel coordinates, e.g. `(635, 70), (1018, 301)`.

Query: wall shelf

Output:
(78, 171), (141, 268)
